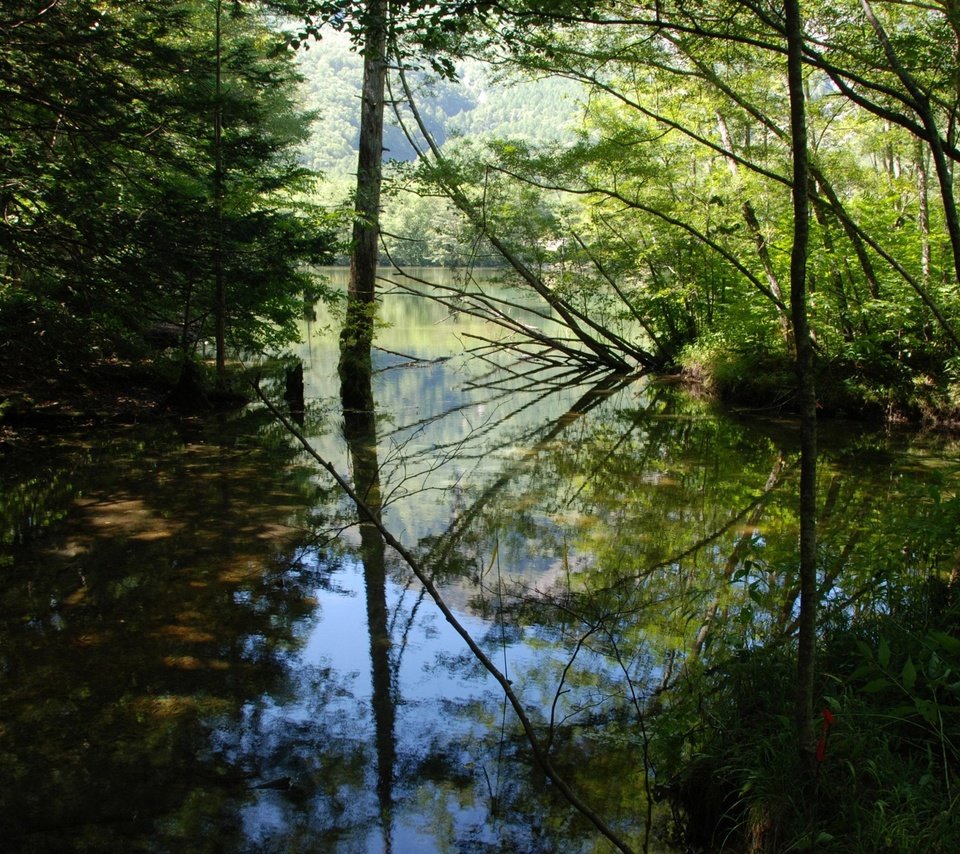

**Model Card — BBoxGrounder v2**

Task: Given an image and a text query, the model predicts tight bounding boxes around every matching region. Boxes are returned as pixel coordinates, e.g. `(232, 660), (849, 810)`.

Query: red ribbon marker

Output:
(816, 708), (836, 762)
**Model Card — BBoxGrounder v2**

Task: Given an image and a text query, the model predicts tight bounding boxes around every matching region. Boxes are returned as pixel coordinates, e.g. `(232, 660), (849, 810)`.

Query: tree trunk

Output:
(214, 0), (226, 389)
(339, 0), (388, 409)
(785, 0), (818, 771)
(917, 140), (931, 287)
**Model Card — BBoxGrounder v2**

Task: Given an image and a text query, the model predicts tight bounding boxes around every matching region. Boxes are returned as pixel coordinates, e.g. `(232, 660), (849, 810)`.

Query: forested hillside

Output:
(296, 30), (584, 175)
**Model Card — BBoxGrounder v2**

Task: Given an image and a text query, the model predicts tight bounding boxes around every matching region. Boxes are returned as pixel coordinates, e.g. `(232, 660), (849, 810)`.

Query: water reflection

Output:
(0, 415), (332, 851)
(340, 353), (396, 851)
(2, 270), (959, 852)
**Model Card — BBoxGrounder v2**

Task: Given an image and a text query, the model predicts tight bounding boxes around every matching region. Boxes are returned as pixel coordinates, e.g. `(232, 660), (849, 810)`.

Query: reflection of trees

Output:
(324, 367), (793, 851)
(0, 415), (332, 850)
(407, 401), (792, 850)
(415, 371), (644, 580)
(267, 366), (644, 848)
(340, 359), (397, 849)
(269, 314), (960, 852)
(442, 389), (960, 806)
(316, 288), (960, 845)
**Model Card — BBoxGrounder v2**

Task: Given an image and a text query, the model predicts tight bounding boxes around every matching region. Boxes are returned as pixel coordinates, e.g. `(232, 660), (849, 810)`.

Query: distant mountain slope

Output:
(296, 32), (583, 174)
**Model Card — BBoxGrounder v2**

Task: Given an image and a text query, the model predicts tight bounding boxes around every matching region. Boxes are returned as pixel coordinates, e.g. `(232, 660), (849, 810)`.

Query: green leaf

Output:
(914, 698), (939, 725)
(929, 631), (960, 656)
(891, 703), (917, 717)
(863, 678), (891, 693)
(878, 637), (891, 669)
(856, 640), (875, 661)
(902, 657), (917, 692)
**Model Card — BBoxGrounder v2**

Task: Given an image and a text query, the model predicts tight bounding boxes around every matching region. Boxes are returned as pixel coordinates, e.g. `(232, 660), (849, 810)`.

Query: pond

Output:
(2, 267), (959, 852)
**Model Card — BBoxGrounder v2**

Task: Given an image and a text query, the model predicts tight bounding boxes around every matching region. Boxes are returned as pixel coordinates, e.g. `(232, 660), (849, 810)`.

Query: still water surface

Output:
(2, 268), (958, 852)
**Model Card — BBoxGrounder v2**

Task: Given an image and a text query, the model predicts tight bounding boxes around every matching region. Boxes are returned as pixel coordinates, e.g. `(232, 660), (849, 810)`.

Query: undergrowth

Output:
(655, 580), (960, 852)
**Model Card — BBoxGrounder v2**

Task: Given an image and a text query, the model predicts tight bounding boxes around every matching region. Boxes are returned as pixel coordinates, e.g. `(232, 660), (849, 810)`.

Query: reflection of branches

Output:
(639, 454), (795, 580)
(388, 579), (429, 698)
(256, 383), (637, 854)
(420, 373), (644, 573)
(380, 363), (585, 454)
(563, 414), (644, 508)
(372, 368), (605, 514)
(606, 630), (655, 854)
(461, 341), (606, 392)
(488, 575), (656, 854)
(629, 453), (791, 705)
(778, 474), (868, 635)
(546, 621), (603, 752)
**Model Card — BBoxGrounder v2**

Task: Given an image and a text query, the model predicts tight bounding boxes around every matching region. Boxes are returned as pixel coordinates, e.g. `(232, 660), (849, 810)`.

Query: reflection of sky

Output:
(232, 538), (630, 852)
(293, 268), (615, 551)
(272, 275), (727, 822)
(287, 552), (621, 727)
(241, 271), (960, 851)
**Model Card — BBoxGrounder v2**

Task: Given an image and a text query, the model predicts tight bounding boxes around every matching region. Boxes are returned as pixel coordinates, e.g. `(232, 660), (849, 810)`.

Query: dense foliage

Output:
(348, 0), (960, 421)
(0, 0), (335, 391)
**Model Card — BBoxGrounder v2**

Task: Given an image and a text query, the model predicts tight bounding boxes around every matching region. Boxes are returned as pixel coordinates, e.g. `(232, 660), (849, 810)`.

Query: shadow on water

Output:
(0, 412), (336, 852)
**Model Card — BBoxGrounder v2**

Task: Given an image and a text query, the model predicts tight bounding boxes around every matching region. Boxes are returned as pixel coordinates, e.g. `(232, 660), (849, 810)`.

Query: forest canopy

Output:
(292, 0), (960, 421)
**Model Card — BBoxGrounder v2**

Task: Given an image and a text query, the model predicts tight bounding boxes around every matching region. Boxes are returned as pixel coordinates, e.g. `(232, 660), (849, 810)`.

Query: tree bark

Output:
(214, 0), (226, 389)
(917, 140), (931, 288)
(339, 0), (388, 409)
(785, 0), (818, 770)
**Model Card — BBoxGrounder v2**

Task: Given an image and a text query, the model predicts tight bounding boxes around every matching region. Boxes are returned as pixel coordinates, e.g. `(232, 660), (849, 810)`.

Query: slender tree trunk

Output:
(214, 0), (226, 389)
(917, 141), (931, 287)
(785, 0), (818, 771)
(742, 200), (795, 353)
(339, 0), (388, 409)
